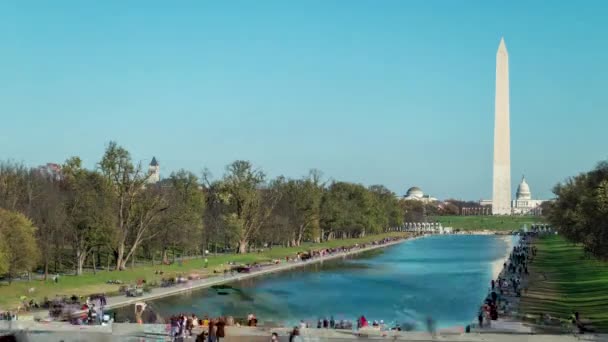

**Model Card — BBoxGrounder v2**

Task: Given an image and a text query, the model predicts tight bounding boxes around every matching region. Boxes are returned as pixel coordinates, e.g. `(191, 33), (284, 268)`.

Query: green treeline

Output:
(0, 141), (409, 280)
(547, 160), (608, 259)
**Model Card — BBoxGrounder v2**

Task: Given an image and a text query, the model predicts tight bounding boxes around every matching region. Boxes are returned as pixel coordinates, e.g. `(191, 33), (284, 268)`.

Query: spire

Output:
(497, 37), (508, 54)
(150, 157), (159, 167)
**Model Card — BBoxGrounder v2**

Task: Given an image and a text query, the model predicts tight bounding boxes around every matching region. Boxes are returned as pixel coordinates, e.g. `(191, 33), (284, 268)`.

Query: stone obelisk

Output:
(492, 38), (511, 215)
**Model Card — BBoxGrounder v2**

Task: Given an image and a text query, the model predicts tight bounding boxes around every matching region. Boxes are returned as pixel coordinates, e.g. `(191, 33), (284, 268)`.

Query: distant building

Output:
(403, 187), (437, 203)
(480, 176), (546, 215)
(147, 157), (160, 184)
(511, 176), (545, 215)
(36, 163), (62, 181)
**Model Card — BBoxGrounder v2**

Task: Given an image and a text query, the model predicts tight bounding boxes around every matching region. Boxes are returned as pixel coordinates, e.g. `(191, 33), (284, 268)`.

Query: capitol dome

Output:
(516, 176), (532, 200)
(405, 187), (424, 199)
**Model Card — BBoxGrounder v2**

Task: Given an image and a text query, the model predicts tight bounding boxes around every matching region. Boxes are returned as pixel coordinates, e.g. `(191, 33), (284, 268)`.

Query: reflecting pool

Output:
(128, 235), (511, 330)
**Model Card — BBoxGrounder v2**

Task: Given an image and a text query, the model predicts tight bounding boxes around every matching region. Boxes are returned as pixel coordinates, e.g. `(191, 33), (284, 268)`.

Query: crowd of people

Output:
(476, 233), (535, 329)
(165, 314), (230, 341)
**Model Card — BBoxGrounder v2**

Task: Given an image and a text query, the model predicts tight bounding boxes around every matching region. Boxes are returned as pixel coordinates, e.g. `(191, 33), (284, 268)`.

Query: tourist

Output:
(330, 316), (335, 328)
(317, 319), (322, 329)
(271, 332), (279, 341)
(216, 317), (226, 341)
(299, 320), (306, 329)
(208, 319), (217, 342)
(187, 315), (194, 336)
(289, 327), (300, 342)
(192, 314), (199, 328)
(425, 316), (436, 337)
(323, 317), (329, 328)
(477, 310), (483, 328)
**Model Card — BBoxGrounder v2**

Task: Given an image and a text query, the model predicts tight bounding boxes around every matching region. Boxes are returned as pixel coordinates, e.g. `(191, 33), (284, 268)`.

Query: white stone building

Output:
(403, 187), (437, 203)
(511, 176), (545, 215)
(480, 176), (546, 215)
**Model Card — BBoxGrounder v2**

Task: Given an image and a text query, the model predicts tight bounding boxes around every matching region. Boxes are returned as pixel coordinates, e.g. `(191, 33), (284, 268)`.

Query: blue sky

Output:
(2, 1), (607, 200)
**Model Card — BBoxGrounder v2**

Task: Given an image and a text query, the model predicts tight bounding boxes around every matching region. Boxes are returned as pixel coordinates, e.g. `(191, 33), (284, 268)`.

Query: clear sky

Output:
(2, 1), (607, 200)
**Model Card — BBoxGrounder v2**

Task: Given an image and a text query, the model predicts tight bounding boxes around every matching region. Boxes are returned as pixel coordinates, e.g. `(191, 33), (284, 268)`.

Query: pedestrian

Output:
(208, 319), (217, 342)
(216, 317), (226, 342)
(271, 332), (279, 341)
(289, 327), (300, 342)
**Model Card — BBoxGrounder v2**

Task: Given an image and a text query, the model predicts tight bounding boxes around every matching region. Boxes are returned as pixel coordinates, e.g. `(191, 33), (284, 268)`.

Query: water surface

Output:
(136, 235), (509, 330)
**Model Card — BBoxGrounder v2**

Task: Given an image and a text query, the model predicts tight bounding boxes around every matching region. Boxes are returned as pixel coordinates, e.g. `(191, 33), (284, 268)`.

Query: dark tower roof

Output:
(150, 157), (159, 166)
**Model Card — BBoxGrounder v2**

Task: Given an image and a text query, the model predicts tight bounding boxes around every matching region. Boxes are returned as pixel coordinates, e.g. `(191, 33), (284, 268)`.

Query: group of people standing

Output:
(478, 234), (535, 329)
(169, 314), (226, 341)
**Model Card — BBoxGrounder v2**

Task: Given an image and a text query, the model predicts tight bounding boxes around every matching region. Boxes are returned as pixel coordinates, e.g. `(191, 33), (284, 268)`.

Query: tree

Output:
(0, 209), (40, 283)
(154, 170), (205, 263)
(548, 160), (608, 259)
(62, 157), (115, 275)
(217, 161), (282, 253)
(279, 171), (324, 246)
(321, 182), (376, 240)
(99, 142), (166, 270)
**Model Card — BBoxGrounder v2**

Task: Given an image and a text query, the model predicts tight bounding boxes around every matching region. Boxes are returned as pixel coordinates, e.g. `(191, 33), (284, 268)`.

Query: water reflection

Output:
(114, 235), (508, 330)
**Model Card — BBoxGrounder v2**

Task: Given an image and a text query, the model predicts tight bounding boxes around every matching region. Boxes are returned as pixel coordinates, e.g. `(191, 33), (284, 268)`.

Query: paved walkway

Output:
(2, 322), (605, 341)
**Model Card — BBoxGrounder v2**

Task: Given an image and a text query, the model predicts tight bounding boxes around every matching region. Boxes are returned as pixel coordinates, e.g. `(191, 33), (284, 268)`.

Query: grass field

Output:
(0, 232), (408, 311)
(520, 234), (608, 331)
(432, 215), (544, 231)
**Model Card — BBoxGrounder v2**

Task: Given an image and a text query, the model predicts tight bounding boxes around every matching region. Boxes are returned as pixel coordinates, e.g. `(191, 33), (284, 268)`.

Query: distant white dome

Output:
(406, 187), (424, 199)
(516, 176), (531, 200)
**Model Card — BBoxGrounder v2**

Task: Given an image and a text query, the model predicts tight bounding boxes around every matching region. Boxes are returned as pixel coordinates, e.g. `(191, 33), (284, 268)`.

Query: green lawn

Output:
(520, 234), (608, 331)
(432, 215), (544, 231)
(0, 232), (408, 311)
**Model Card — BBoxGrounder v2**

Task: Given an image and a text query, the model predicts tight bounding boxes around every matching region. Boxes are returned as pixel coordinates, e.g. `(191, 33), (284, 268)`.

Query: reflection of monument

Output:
(492, 38), (511, 215)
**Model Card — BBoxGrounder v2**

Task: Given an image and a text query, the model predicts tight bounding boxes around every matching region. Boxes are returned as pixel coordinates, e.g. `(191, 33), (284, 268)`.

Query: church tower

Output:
(148, 157), (160, 184)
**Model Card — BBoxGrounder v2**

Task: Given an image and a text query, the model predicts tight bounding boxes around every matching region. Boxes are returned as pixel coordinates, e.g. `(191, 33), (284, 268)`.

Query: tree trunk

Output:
(116, 243), (125, 270)
(162, 249), (169, 264)
(92, 252), (97, 275)
(44, 260), (49, 281)
(296, 225), (305, 246)
(76, 249), (87, 276)
(238, 240), (248, 254)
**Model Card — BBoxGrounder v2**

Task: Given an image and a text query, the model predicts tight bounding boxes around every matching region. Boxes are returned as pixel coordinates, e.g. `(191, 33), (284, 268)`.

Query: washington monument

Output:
(492, 38), (511, 215)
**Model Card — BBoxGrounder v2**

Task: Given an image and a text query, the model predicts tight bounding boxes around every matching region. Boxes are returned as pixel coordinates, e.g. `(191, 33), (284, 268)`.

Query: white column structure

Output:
(492, 38), (512, 215)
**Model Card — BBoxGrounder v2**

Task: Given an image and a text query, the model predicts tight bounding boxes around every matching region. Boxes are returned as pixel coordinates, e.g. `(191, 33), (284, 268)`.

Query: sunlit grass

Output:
(520, 234), (608, 331)
(432, 215), (544, 231)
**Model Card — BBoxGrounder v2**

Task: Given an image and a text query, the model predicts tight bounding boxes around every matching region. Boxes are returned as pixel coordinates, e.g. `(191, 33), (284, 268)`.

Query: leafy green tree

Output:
(549, 161), (608, 259)
(279, 171), (324, 246)
(217, 161), (282, 253)
(63, 157), (115, 275)
(321, 182), (375, 239)
(99, 142), (166, 270)
(0, 209), (40, 283)
(154, 170), (205, 263)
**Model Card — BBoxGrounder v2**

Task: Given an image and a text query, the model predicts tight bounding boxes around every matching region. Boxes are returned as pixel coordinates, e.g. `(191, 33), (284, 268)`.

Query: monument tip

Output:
(498, 37), (507, 52)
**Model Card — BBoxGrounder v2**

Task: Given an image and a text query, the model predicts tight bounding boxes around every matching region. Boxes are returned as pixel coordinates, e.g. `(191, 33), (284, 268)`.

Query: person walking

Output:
(207, 319), (217, 342)
(216, 317), (226, 342)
